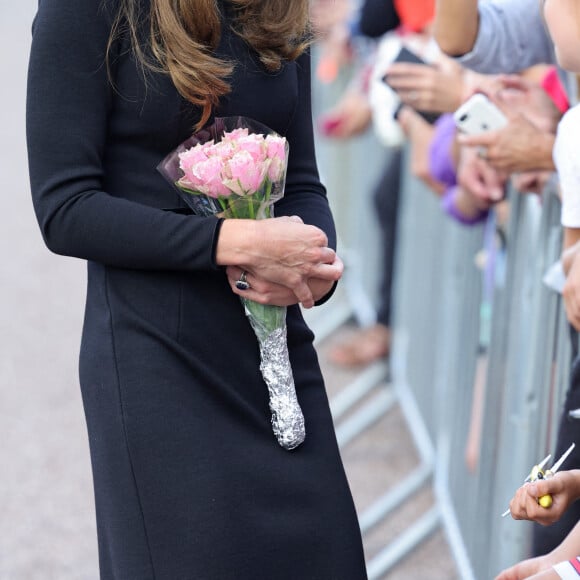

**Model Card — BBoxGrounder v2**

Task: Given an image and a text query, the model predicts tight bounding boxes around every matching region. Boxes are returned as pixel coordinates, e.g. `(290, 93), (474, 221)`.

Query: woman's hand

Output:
(216, 216), (343, 308)
(226, 254), (343, 307)
(508, 471), (580, 526)
(457, 146), (506, 204)
(457, 114), (556, 174)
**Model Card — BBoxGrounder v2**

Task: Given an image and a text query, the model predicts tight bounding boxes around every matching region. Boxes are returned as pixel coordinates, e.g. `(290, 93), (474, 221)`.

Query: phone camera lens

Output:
(459, 114), (468, 122)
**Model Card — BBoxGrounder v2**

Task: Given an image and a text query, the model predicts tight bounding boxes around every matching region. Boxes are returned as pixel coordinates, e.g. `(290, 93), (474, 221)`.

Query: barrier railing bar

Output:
(435, 427), (477, 580)
(366, 506), (441, 580)
(335, 388), (396, 448)
(359, 462), (433, 535)
(309, 299), (354, 347)
(391, 352), (436, 467)
(340, 247), (381, 328)
(436, 477), (477, 580)
(330, 361), (389, 422)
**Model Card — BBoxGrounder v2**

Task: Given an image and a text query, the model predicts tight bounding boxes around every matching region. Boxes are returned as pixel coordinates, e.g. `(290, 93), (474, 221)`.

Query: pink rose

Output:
(192, 156), (231, 197)
(267, 156), (286, 183)
(223, 150), (269, 195)
(265, 135), (286, 160)
(224, 128), (249, 141)
(265, 135), (287, 181)
(236, 133), (268, 164)
(207, 140), (236, 162)
(178, 143), (210, 187)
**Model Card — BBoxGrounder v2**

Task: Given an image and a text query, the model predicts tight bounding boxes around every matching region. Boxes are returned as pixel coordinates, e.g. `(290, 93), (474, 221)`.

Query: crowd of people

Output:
(312, 0), (580, 578)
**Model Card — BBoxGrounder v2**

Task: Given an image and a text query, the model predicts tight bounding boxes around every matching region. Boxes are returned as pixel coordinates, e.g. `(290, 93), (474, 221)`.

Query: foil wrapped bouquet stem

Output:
(158, 117), (305, 450)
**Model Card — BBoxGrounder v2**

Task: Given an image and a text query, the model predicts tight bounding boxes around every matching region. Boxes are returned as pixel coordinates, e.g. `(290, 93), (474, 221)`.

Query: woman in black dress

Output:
(27, 1), (367, 578)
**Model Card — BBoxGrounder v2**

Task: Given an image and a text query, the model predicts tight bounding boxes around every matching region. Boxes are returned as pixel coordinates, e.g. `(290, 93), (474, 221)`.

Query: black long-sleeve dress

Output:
(26, 1), (367, 578)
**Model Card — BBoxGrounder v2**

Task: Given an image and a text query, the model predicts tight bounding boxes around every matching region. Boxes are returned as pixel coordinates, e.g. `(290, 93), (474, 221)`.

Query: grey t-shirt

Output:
(454, 0), (577, 102)
(456, 0), (555, 74)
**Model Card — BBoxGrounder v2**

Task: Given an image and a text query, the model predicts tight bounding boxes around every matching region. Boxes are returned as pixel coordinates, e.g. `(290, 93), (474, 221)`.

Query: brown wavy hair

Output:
(108, 0), (311, 128)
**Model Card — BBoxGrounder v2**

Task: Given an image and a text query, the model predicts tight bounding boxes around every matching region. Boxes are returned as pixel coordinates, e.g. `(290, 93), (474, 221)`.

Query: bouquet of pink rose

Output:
(158, 116), (305, 450)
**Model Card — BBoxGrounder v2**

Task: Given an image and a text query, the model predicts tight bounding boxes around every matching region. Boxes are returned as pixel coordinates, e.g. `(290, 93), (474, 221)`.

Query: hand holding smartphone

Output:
(383, 47), (441, 125)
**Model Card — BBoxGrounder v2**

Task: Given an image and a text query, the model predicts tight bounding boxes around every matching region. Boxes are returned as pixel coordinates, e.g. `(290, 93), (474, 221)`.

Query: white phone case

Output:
(453, 93), (508, 135)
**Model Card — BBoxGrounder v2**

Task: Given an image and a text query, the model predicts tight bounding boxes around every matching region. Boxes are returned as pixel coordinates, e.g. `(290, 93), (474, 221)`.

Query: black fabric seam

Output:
(177, 278), (183, 343)
(104, 268), (157, 580)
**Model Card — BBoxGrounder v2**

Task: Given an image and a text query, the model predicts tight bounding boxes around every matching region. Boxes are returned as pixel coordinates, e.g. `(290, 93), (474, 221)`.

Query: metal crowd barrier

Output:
(308, 56), (573, 579)
(391, 165), (571, 579)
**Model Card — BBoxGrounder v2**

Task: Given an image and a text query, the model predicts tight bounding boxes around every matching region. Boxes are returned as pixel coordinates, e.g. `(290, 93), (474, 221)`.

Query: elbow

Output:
(32, 187), (92, 259)
(35, 203), (79, 259)
(39, 220), (72, 257)
(434, 34), (471, 58)
(433, 17), (479, 57)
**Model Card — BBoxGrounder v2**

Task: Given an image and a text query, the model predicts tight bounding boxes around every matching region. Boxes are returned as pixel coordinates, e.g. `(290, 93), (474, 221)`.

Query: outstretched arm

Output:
(434, 0), (479, 57)
(435, 0), (555, 74)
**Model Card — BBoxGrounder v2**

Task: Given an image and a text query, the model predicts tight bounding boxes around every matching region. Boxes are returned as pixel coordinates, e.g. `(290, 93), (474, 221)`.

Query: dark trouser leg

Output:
(373, 147), (402, 328)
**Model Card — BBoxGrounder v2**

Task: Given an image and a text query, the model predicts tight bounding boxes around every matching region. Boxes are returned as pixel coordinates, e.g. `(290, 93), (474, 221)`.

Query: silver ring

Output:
(235, 271), (250, 291)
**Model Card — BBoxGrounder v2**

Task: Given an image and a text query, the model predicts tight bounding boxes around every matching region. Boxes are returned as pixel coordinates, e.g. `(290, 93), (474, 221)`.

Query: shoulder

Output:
(33, 0), (119, 33)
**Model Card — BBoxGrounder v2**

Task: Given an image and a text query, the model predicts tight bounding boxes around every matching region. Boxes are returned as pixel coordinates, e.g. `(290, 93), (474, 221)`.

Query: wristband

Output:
(554, 558), (580, 579)
(541, 67), (570, 114)
(441, 186), (489, 226)
(428, 113), (458, 187)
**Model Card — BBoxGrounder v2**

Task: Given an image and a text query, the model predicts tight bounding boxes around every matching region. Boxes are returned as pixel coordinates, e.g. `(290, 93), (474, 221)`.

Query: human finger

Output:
(458, 162), (488, 200)
(277, 214), (304, 224)
(476, 157), (505, 201)
(529, 476), (566, 500)
(235, 269), (314, 308)
(385, 62), (431, 78)
(294, 281), (315, 309)
(509, 484), (533, 520)
(496, 74), (531, 93)
(226, 265), (245, 287)
(482, 90), (514, 119)
(526, 481), (568, 524)
(457, 130), (498, 148)
(386, 74), (429, 93)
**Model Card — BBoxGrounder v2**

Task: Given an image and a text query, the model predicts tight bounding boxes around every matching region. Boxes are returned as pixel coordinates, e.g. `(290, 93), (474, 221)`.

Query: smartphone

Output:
(453, 93), (508, 135)
(390, 46), (426, 67)
(383, 47), (441, 125)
